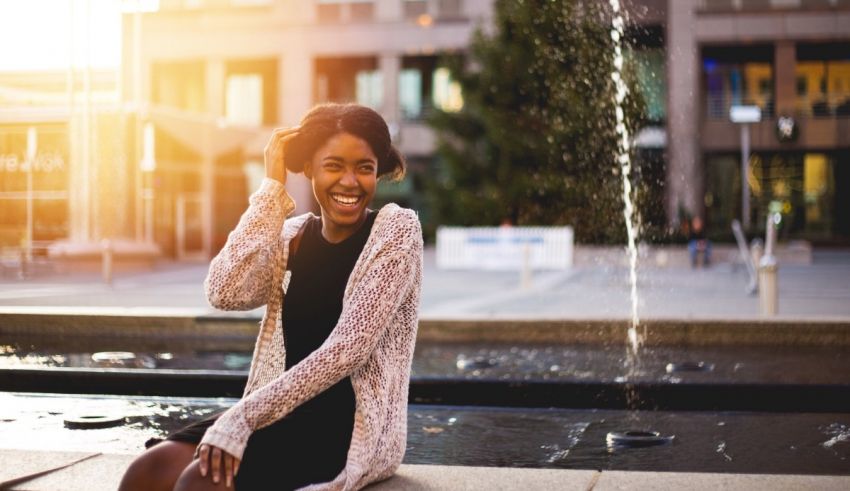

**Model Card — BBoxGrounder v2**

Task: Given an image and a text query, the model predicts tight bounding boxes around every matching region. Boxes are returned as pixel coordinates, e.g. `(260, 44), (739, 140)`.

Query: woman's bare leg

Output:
(118, 441), (197, 491)
(173, 459), (233, 491)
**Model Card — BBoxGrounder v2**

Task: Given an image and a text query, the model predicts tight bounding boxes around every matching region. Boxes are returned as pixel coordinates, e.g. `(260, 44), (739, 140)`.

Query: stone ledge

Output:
(1, 309), (850, 346)
(2, 450), (848, 491)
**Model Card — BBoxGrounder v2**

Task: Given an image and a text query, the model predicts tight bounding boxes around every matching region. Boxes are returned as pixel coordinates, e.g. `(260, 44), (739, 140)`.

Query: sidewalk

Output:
(2, 450), (848, 491)
(1, 247), (849, 319)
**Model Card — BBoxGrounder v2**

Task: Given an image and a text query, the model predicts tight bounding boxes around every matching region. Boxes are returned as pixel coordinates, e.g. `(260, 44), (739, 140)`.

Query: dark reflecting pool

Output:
(2, 338), (848, 386)
(1, 393), (848, 475)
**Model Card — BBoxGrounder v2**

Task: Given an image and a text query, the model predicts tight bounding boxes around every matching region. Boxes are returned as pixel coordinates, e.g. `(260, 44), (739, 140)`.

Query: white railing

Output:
(436, 226), (573, 271)
(705, 94), (774, 120)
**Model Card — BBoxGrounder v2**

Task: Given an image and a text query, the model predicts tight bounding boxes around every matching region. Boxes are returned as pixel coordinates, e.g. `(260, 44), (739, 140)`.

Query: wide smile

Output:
(330, 192), (363, 209)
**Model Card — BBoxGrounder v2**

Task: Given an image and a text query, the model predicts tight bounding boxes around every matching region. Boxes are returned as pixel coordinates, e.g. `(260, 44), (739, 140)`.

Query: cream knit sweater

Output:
(200, 178), (423, 490)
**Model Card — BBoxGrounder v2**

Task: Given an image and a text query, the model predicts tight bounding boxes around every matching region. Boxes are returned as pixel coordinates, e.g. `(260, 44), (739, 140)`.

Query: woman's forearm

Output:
(204, 178), (294, 311)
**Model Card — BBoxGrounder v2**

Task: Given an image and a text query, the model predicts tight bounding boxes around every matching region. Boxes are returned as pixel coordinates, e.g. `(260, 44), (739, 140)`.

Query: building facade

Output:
(666, 0), (850, 241)
(0, 69), (137, 263)
(4, 0), (848, 265)
(121, 0), (492, 258)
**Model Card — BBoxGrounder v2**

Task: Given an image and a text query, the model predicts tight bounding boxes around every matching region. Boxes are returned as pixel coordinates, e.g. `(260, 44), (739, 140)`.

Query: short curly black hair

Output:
(285, 103), (405, 181)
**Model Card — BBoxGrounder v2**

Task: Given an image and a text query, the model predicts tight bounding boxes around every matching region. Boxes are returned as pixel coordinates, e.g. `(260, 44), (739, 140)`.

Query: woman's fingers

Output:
(211, 446), (222, 484)
(198, 444), (209, 477)
(233, 457), (240, 477)
(265, 126), (300, 183)
(225, 454), (236, 488)
(272, 126), (299, 136)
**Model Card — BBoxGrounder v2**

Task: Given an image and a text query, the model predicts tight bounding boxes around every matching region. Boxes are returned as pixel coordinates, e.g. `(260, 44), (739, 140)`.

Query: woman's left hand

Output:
(198, 443), (241, 488)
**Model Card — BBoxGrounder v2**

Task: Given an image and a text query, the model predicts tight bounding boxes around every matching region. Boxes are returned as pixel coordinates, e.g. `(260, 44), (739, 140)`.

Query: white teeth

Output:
(331, 194), (360, 206)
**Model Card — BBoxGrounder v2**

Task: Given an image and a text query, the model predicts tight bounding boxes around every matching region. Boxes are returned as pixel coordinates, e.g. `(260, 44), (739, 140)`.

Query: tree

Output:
(426, 0), (646, 243)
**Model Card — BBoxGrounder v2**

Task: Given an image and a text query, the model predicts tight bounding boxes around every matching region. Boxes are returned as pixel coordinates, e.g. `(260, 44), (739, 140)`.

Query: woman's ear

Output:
(303, 160), (313, 179)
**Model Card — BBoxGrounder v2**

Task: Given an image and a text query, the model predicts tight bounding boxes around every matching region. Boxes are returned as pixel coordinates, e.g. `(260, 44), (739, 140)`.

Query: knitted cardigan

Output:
(200, 178), (423, 490)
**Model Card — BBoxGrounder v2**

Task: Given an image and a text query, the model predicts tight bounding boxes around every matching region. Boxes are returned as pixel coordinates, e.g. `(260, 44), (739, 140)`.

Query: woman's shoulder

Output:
(373, 204), (422, 252)
(283, 212), (317, 241)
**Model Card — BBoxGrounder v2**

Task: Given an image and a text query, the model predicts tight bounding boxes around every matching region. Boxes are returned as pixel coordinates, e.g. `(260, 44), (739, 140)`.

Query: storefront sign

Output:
(0, 153), (65, 173)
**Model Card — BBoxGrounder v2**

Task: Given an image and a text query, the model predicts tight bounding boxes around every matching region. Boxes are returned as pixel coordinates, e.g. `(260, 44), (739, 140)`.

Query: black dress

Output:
(154, 211), (377, 490)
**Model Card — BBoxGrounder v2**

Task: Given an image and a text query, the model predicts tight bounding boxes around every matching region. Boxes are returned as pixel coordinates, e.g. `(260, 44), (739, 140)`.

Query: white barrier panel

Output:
(436, 226), (573, 271)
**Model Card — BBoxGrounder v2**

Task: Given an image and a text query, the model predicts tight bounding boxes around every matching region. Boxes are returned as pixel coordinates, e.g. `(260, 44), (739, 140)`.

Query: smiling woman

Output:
(119, 103), (423, 491)
(0, 0), (121, 71)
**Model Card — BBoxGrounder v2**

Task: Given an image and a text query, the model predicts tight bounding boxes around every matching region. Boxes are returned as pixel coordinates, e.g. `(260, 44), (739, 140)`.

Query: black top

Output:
(282, 211), (377, 415)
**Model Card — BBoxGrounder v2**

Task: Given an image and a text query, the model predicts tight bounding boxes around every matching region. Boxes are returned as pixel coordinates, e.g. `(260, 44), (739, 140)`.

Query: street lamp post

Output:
(730, 105), (761, 230)
(25, 127), (37, 265)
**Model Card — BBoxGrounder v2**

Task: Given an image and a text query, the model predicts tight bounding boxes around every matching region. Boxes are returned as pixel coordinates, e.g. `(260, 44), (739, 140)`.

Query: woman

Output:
(119, 103), (423, 491)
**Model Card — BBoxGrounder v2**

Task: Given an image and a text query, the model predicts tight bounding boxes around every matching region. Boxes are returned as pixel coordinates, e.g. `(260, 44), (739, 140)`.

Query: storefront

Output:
(705, 149), (850, 241)
(0, 123), (69, 249)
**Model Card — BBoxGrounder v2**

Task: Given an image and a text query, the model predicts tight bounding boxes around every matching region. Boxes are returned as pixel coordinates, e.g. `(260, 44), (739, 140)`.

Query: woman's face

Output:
(305, 131), (378, 243)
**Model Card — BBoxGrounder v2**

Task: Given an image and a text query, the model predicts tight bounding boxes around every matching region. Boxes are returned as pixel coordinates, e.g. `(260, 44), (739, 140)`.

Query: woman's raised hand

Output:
(264, 126), (299, 185)
(197, 443), (241, 488)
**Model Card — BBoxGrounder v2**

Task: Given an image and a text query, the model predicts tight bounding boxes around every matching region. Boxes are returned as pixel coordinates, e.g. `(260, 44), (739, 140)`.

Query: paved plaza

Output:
(1, 247), (849, 320)
(2, 246), (849, 490)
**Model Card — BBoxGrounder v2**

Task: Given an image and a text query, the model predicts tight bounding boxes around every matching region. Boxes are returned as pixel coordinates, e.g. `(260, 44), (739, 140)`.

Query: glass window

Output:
(432, 67), (463, 112)
(349, 1), (373, 22)
(317, 1), (342, 22)
(400, 69), (423, 120)
(356, 70), (382, 109)
(404, 0), (427, 20)
(629, 48), (667, 123)
(315, 57), (378, 104)
(702, 45), (773, 120)
(803, 153), (834, 236)
(225, 74), (263, 126)
(437, 0), (463, 19)
(796, 42), (850, 117)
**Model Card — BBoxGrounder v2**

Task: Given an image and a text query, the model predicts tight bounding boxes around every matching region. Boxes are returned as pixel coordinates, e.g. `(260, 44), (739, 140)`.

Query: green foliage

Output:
(426, 0), (646, 243)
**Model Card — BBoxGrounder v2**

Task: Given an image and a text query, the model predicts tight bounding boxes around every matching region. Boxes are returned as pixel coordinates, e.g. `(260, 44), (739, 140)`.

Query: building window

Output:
(349, 0), (374, 21)
(225, 74), (263, 126)
(356, 70), (382, 109)
(796, 42), (850, 117)
(317, 1), (374, 23)
(697, 0), (814, 12)
(432, 67), (463, 112)
(399, 56), (462, 119)
(400, 56), (435, 120)
(224, 59), (278, 125)
(315, 56), (380, 106)
(152, 61), (206, 113)
(317, 1), (342, 22)
(403, 0), (428, 20)
(437, 0), (463, 20)
(629, 48), (667, 123)
(0, 124), (70, 244)
(702, 45), (774, 120)
(400, 69), (424, 120)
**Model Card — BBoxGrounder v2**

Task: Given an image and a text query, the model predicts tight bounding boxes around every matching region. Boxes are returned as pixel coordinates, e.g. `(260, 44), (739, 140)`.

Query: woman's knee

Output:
(174, 460), (232, 491)
(118, 441), (196, 491)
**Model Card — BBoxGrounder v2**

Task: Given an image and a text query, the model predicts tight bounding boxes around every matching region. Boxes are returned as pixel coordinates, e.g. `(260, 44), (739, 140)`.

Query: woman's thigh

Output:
(118, 440), (197, 491)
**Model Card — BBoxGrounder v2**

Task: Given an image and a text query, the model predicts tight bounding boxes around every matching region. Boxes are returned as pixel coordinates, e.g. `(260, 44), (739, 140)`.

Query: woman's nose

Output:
(340, 169), (357, 187)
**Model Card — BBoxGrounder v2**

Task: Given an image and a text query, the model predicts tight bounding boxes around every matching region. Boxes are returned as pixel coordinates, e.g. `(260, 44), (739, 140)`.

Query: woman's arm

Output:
(204, 127), (299, 311)
(204, 178), (294, 311)
(201, 212), (423, 459)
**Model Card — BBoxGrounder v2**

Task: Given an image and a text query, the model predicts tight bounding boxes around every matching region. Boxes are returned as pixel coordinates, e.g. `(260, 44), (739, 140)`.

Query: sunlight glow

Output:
(0, 0), (123, 71)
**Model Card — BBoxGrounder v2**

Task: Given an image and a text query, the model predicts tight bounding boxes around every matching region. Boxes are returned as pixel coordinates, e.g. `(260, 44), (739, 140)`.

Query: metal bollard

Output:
(758, 255), (778, 315)
(102, 239), (113, 286)
(758, 213), (780, 316)
(18, 247), (27, 280)
(750, 239), (763, 273)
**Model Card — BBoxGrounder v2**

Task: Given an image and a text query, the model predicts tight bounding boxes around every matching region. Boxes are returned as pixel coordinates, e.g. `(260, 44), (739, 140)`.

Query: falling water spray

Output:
(608, 0), (641, 356)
